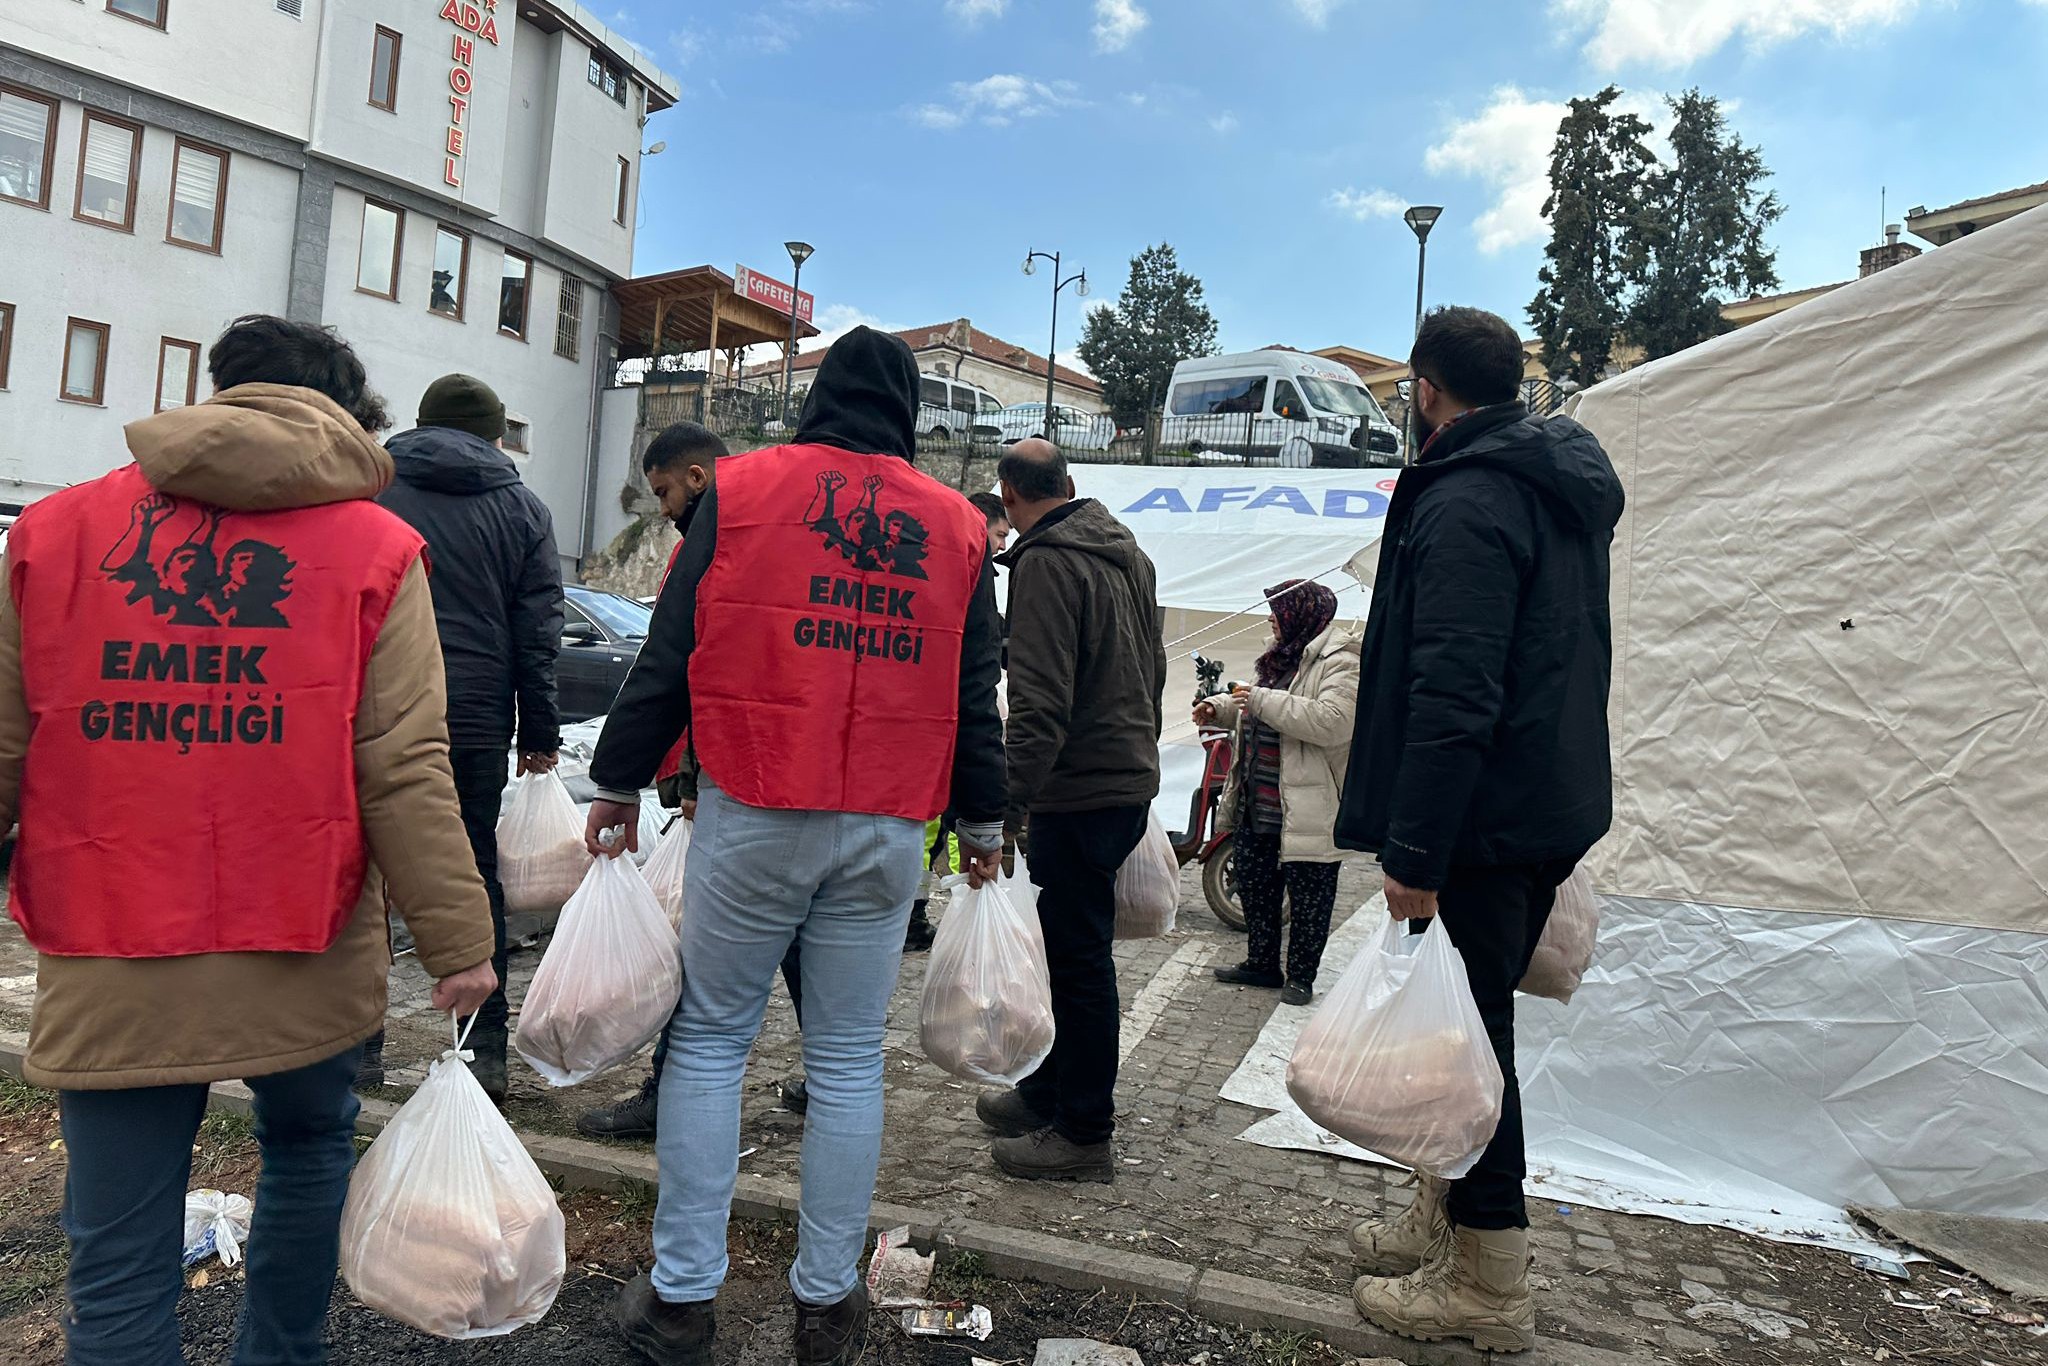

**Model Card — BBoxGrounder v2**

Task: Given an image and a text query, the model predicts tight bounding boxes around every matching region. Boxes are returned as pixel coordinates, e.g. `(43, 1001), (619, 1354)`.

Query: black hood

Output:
(1419, 403), (1624, 535)
(794, 326), (919, 461)
(385, 425), (524, 495)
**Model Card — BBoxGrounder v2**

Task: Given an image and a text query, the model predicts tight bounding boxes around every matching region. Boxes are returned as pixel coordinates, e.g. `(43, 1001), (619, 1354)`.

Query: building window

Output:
(0, 85), (58, 210)
(430, 225), (468, 319)
(498, 251), (530, 338)
(61, 318), (110, 405)
(107, 0), (168, 29)
(553, 275), (582, 359)
(369, 26), (401, 112)
(156, 337), (199, 412)
(74, 112), (142, 231)
(587, 54), (626, 106)
(0, 302), (14, 389)
(503, 417), (530, 454)
(614, 157), (629, 226)
(166, 138), (227, 253)
(356, 198), (403, 299)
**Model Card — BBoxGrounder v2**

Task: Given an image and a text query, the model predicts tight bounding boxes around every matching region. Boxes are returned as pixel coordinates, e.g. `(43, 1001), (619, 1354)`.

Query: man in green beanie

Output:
(375, 373), (565, 1102)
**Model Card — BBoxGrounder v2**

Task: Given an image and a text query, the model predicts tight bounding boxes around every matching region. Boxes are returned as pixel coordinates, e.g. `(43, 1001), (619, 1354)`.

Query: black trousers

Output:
(449, 745), (511, 1044)
(1016, 804), (1150, 1145)
(1234, 830), (1341, 985)
(1426, 858), (1577, 1230)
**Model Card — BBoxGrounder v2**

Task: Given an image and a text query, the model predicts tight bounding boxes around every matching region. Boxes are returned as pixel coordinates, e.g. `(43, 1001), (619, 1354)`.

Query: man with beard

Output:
(1336, 306), (1622, 1354)
(584, 329), (1005, 1366)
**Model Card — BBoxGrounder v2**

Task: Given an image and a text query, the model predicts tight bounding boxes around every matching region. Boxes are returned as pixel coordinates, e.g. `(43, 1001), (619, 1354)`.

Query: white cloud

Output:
(1209, 111), (1239, 133)
(945, 0), (1008, 22)
(1093, 0), (1149, 52)
(1121, 91), (1149, 107)
(1554, 0), (1921, 70)
(799, 303), (891, 354)
(668, 27), (705, 66)
(1326, 186), (1407, 221)
(1289, 0), (1348, 24)
(1055, 349), (1095, 379)
(915, 73), (1082, 128)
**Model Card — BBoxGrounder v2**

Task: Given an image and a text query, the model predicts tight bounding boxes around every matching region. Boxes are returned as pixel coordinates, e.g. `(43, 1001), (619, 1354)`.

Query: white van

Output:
(1158, 350), (1401, 467)
(917, 374), (1005, 443)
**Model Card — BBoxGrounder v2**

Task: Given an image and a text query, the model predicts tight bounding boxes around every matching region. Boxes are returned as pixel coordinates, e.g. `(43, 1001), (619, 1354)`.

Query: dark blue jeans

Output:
(59, 1045), (362, 1366)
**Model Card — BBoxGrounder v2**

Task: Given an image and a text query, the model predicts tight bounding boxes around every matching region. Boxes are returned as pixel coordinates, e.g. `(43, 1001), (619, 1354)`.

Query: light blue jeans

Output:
(652, 777), (923, 1307)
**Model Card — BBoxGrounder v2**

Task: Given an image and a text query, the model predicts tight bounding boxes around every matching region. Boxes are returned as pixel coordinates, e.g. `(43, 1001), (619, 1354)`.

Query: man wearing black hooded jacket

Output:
(377, 373), (563, 1102)
(1335, 308), (1623, 1354)
(583, 329), (1006, 1366)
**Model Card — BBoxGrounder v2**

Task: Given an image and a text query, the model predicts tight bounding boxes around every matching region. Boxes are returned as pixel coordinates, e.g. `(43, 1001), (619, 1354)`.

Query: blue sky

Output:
(612, 0), (2048, 370)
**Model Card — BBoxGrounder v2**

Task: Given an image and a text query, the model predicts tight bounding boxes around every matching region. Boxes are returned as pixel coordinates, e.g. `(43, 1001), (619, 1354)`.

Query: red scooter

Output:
(1168, 653), (1265, 930)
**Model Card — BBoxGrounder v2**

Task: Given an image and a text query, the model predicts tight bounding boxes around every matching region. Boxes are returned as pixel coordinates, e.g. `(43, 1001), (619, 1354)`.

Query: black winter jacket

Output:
(1335, 403), (1624, 889)
(377, 426), (564, 754)
(999, 499), (1167, 823)
(587, 326), (1007, 827)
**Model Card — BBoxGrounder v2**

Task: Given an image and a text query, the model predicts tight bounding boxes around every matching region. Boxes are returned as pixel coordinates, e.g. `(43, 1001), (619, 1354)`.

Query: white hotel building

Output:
(0, 0), (677, 568)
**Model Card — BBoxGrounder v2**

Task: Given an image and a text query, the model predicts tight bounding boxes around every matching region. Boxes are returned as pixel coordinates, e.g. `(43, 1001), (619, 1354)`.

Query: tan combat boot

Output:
(1347, 1172), (1450, 1275)
(1351, 1224), (1537, 1354)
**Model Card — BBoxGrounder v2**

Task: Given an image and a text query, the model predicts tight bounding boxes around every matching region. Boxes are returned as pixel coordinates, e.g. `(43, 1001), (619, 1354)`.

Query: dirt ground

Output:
(0, 1077), (1351, 1366)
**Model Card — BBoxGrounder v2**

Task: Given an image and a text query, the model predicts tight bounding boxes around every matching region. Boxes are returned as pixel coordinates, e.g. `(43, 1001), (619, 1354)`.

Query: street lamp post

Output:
(781, 239), (814, 425)
(1023, 249), (1089, 438)
(1403, 205), (1443, 340)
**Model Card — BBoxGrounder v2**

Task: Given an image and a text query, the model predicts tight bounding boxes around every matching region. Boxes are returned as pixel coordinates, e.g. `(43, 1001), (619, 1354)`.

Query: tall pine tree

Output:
(1077, 243), (1220, 430)
(1528, 86), (1653, 388)
(1625, 89), (1784, 361)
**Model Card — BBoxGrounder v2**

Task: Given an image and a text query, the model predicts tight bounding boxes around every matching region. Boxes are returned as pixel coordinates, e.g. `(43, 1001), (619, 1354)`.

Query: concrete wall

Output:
(536, 32), (640, 279)
(0, 101), (299, 497)
(498, 23), (559, 235)
(322, 183), (596, 571)
(587, 383), (641, 554)
(5, 0), (322, 140)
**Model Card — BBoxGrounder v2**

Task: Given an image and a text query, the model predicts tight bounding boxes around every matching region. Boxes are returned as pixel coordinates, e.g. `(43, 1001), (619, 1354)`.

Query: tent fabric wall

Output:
(1571, 207), (2048, 934)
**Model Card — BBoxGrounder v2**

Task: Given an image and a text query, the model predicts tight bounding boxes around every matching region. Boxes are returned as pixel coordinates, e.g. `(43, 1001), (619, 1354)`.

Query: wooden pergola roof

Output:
(611, 265), (820, 361)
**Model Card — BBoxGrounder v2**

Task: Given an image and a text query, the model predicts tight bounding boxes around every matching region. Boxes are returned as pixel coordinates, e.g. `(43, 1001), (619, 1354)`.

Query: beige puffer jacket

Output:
(1209, 621), (1364, 864)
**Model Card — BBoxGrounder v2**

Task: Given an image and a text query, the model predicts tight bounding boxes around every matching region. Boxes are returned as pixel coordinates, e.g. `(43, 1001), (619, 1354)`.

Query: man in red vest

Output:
(584, 329), (1006, 1366)
(0, 315), (497, 1364)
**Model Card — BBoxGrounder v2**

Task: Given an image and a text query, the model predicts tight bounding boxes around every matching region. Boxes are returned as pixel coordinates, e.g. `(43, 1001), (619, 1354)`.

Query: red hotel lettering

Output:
(452, 34), (474, 65)
(449, 66), (472, 95)
(446, 127), (464, 155)
(439, 0), (499, 191)
(449, 95), (468, 124)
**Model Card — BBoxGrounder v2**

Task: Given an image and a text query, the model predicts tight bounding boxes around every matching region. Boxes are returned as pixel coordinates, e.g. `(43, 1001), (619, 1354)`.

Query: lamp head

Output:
(785, 240), (815, 268)
(643, 141), (667, 156)
(1075, 272), (1090, 298)
(1022, 254), (1038, 277)
(1404, 205), (1444, 242)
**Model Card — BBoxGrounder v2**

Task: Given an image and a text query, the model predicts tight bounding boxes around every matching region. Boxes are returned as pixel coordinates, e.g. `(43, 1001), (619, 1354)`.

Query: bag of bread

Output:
(919, 868), (1054, 1086)
(498, 772), (591, 918)
(341, 1016), (565, 1339)
(1519, 865), (1598, 1003)
(1285, 913), (1503, 1179)
(515, 852), (683, 1086)
(1114, 812), (1179, 940)
(641, 814), (690, 931)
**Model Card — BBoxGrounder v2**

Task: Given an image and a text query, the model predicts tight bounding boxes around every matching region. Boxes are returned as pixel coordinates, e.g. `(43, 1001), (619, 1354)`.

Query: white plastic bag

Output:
(920, 868), (1055, 1086)
(497, 772), (591, 917)
(341, 1017), (565, 1339)
(1519, 865), (1599, 1003)
(641, 814), (691, 932)
(1113, 812), (1179, 940)
(631, 802), (665, 867)
(1285, 913), (1504, 1179)
(514, 852), (683, 1086)
(182, 1189), (252, 1267)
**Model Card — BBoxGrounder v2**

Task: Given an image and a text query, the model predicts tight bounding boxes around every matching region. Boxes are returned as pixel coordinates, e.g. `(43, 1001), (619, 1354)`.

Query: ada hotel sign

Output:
(440, 0), (502, 189)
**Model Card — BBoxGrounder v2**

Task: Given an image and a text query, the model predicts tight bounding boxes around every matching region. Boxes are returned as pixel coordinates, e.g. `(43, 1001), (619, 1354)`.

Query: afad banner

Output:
(1067, 465), (1399, 617)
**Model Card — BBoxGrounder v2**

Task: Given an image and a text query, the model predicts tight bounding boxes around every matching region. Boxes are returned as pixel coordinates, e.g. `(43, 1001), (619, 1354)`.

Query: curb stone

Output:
(2, 1034), (1594, 1363)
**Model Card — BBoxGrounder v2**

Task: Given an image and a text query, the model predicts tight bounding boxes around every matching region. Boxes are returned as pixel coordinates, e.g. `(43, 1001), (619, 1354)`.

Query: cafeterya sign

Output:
(733, 265), (816, 324)
(440, 0), (502, 188)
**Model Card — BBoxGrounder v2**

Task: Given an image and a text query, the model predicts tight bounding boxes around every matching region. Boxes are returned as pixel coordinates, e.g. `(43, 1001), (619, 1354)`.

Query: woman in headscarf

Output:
(1197, 579), (1362, 1004)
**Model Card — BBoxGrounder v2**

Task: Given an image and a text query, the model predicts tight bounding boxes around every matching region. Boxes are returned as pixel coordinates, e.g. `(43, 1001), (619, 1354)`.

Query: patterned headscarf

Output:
(1254, 579), (1339, 688)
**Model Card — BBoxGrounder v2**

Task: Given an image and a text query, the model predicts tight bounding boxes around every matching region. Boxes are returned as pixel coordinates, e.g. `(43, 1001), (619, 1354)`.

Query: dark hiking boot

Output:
(578, 1073), (661, 1139)
(616, 1273), (714, 1366)
(903, 904), (937, 953)
(792, 1283), (868, 1366)
(468, 1029), (510, 1106)
(992, 1127), (1116, 1183)
(781, 1077), (810, 1115)
(1214, 961), (1283, 988)
(354, 1033), (385, 1090)
(974, 1088), (1049, 1138)
(1281, 979), (1314, 1006)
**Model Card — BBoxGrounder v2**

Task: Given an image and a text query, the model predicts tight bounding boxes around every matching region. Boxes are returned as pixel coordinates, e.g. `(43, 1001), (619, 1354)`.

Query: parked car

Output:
(986, 401), (1116, 451)
(1158, 349), (1402, 467)
(558, 585), (651, 722)
(917, 374), (1005, 444)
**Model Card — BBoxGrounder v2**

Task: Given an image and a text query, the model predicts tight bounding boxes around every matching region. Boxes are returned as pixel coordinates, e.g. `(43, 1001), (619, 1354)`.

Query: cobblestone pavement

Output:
(0, 865), (2036, 1365)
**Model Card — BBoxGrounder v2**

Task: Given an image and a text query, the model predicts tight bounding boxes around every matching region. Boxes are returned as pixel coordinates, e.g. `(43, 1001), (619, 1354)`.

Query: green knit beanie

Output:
(418, 373), (507, 442)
